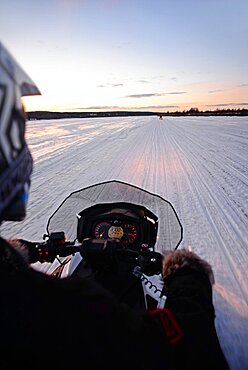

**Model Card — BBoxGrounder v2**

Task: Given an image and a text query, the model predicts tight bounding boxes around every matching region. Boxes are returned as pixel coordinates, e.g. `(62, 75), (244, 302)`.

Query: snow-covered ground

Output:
(1, 116), (248, 370)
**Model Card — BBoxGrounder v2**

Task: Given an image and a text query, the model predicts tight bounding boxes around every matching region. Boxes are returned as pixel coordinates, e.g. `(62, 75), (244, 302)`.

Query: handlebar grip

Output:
(20, 235), (162, 276)
(34, 242), (79, 263)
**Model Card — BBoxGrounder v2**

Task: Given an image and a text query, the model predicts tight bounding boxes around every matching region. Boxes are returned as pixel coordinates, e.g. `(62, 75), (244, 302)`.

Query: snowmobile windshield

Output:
(46, 180), (183, 252)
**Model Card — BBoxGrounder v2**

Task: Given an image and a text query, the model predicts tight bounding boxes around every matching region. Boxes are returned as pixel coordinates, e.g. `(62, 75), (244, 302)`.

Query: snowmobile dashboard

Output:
(76, 202), (158, 251)
(45, 180), (183, 252)
(91, 219), (139, 245)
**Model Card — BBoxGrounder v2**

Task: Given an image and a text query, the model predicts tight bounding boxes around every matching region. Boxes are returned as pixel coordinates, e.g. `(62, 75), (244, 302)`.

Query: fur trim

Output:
(7, 239), (30, 264)
(162, 248), (215, 285)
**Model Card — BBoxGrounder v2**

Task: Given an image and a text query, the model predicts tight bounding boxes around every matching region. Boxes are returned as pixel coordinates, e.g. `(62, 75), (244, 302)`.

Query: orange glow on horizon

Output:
(22, 84), (248, 113)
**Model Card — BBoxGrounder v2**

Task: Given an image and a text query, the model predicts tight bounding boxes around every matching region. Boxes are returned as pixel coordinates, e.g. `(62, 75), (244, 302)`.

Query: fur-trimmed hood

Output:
(0, 237), (29, 273)
(162, 248), (214, 285)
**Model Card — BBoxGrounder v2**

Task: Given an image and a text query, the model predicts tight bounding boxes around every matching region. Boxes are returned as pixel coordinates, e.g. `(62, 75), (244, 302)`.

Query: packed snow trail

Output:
(1, 116), (248, 369)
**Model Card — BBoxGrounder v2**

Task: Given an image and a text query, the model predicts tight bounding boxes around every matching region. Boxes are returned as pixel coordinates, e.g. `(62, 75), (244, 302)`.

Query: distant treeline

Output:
(26, 107), (248, 120)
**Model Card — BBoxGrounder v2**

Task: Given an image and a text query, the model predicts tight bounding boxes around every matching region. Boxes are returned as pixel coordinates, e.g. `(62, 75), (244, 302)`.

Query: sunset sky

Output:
(1, 0), (248, 112)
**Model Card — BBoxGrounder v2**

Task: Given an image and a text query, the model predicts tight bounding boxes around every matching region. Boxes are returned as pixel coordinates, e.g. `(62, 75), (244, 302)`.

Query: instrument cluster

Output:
(92, 219), (139, 246)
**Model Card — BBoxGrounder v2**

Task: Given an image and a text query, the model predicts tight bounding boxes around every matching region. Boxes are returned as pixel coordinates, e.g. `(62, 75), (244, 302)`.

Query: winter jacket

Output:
(0, 237), (174, 370)
(0, 237), (229, 370)
(163, 267), (230, 370)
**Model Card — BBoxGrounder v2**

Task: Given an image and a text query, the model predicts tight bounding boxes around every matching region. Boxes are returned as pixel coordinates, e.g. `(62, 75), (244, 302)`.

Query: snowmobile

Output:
(34, 180), (183, 311)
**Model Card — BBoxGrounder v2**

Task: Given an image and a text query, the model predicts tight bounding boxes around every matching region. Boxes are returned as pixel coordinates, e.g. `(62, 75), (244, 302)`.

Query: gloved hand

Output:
(8, 239), (57, 264)
(7, 239), (39, 264)
(18, 239), (41, 263)
(138, 251), (163, 276)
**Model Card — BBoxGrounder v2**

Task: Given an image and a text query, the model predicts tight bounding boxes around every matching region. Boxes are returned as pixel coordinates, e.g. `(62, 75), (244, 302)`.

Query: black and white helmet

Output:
(0, 42), (40, 222)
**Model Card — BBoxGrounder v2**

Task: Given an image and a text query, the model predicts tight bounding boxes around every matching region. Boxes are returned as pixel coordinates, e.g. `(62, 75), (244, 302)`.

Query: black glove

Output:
(138, 251), (163, 276)
(16, 239), (41, 263)
(7, 239), (40, 264)
(9, 239), (57, 264)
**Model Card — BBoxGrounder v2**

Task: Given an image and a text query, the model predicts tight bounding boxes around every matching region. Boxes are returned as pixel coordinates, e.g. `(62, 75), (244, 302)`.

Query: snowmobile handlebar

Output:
(31, 231), (163, 275)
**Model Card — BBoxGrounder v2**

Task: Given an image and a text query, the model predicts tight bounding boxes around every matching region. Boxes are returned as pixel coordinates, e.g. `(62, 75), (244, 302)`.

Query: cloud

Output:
(237, 83), (248, 87)
(208, 89), (224, 94)
(136, 80), (151, 83)
(125, 93), (162, 98)
(97, 83), (124, 88)
(73, 104), (179, 110)
(124, 91), (187, 98)
(136, 105), (179, 109)
(166, 91), (187, 95)
(205, 103), (248, 107)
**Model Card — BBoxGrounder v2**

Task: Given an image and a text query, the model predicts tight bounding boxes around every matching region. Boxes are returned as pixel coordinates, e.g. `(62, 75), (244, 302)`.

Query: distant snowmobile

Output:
(31, 180), (183, 311)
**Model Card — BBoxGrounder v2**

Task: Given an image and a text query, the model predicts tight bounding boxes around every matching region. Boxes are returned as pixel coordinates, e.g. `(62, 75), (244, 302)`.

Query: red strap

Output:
(148, 308), (183, 344)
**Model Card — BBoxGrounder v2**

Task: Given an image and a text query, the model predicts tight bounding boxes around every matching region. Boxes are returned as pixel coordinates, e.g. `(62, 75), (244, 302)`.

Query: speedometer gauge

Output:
(121, 223), (138, 245)
(94, 222), (111, 239)
(93, 221), (138, 245)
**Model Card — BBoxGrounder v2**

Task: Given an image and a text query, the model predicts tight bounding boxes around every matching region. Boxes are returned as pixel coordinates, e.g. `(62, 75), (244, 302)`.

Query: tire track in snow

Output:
(163, 119), (248, 300)
(158, 117), (248, 370)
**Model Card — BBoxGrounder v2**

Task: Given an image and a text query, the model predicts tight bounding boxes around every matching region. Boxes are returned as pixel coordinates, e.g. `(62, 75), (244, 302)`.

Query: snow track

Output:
(1, 116), (247, 369)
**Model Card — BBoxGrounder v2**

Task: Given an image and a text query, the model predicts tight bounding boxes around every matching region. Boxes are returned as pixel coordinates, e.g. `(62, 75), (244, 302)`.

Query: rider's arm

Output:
(161, 249), (230, 370)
